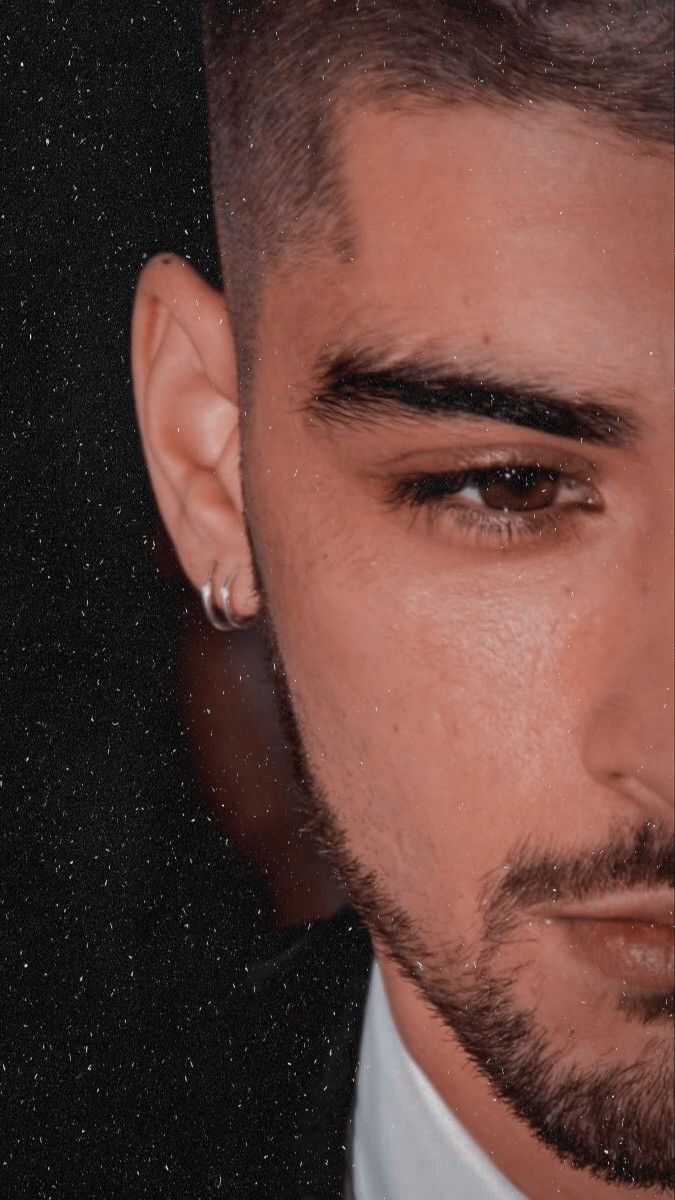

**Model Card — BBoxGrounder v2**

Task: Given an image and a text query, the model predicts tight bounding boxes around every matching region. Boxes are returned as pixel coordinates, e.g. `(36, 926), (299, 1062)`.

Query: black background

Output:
(2, 5), (286, 1194)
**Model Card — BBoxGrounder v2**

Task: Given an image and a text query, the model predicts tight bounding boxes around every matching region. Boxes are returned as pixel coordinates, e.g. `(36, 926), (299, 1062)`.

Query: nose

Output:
(581, 542), (674, 818)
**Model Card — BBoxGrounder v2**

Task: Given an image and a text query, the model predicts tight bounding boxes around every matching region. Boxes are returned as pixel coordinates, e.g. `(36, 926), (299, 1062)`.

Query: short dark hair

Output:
(201, 0), (673, 376)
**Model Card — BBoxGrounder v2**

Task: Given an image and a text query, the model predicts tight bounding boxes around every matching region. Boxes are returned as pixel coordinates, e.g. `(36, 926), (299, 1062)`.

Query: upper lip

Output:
(543, 891), (674, 927)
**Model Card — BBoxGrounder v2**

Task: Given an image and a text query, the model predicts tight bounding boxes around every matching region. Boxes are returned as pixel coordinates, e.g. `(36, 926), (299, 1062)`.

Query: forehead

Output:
(257, 102), (672, 399)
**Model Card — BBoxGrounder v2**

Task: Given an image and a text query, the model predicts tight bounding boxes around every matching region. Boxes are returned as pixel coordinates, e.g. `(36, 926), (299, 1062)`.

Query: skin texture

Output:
(131, 102), (674, 1198)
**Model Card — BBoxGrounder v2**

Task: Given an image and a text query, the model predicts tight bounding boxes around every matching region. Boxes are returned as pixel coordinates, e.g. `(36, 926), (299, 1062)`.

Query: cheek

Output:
(252, 433), (627, 912)
(273, 539), (590, 895)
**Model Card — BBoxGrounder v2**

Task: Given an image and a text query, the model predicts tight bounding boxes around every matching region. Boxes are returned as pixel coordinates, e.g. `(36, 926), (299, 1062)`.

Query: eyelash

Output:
(389, 463), (601, 547)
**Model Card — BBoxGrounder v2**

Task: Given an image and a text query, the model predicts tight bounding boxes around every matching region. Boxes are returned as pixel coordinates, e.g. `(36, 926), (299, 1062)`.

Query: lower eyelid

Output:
(441, 504), (594, 548)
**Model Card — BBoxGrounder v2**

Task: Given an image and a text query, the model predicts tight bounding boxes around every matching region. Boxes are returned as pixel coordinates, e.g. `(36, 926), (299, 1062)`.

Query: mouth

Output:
(544, 890), (674, 927)
(544, 891), (674, 991)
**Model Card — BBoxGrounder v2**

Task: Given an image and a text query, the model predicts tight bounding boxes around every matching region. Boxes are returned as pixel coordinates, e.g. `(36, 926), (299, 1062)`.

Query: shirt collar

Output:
(349, 962), (527, 1200)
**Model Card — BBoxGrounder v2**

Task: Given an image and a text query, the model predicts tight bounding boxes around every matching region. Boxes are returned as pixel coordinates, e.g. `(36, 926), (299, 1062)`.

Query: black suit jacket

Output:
(188, 907), (372, 1199)
(4, 889), (371, 1200)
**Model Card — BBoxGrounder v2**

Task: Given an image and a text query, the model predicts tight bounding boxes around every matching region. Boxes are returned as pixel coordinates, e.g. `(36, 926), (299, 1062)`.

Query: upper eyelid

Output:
(399, 464), (598, 490)
(393, 458), (597, 482)
(377, 441), (600, 476)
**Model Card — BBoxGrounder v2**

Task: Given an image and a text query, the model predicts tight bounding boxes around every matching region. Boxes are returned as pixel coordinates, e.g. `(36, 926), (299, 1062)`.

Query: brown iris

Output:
(398, 465), (565, 512)
(474, 466), (560, 511)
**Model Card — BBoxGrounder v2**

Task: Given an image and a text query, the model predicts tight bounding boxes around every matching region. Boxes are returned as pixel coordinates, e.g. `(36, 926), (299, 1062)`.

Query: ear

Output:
(130, 253), (258, 619)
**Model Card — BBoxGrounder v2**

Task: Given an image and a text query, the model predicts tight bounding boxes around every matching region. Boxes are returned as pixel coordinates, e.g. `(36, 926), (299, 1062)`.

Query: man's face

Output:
(245, 102), (673, 1181)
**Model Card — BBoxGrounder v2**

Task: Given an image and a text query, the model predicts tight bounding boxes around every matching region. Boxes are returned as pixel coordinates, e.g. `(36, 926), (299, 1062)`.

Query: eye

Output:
(389, 459), (602, 548)
(402, 465), (594, 512)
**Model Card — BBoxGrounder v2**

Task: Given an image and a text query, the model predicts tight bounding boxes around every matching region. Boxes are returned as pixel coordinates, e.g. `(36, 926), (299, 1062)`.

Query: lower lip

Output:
(557, 918), (674, 989)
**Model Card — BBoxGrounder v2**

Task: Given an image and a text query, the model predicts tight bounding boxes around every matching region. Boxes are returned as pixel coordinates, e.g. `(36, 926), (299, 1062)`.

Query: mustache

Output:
(484, 820), (674, 933)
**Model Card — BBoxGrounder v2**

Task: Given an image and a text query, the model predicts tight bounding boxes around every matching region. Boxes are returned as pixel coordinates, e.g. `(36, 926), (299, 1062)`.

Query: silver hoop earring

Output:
(200, 570), (250, 632)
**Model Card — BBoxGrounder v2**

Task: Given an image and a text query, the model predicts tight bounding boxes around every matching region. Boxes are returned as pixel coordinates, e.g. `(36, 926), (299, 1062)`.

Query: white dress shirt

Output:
(348, 963), (527, 1200)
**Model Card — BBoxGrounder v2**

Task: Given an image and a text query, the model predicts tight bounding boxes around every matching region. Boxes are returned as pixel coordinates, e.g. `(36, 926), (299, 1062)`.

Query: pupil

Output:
(476, 467), (558, 511)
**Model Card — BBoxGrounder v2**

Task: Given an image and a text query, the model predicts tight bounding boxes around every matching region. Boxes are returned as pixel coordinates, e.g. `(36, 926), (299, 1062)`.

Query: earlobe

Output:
(130, 254), (258, 618)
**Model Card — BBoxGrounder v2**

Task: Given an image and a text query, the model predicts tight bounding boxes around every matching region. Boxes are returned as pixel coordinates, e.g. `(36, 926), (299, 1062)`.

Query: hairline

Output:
(232, 88), (671, 397)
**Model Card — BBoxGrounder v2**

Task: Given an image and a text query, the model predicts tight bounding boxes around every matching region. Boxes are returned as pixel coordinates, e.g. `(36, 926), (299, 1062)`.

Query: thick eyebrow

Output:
(305, 349), (642, 446)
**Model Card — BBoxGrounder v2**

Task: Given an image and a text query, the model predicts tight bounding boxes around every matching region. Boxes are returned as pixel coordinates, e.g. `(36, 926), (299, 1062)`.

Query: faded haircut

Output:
(201, 0), (674, 380)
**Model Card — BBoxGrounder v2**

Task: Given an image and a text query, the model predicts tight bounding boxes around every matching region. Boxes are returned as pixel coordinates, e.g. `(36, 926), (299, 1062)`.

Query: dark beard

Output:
(248, 577), (674, 1190)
